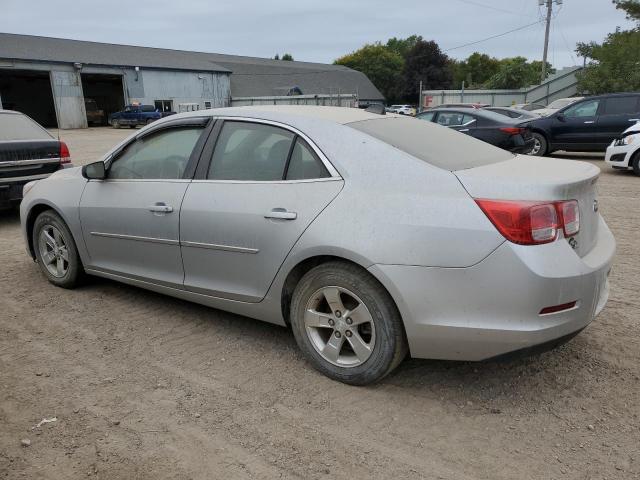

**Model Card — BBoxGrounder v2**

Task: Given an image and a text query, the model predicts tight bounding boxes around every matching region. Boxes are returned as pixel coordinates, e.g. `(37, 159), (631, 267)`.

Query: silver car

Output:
(20, 106), (615, 385)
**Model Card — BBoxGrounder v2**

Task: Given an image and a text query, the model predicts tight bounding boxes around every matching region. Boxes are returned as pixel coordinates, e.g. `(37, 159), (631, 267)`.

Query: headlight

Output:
(22, 180), (39, 197)
(621, 134), (640, 145)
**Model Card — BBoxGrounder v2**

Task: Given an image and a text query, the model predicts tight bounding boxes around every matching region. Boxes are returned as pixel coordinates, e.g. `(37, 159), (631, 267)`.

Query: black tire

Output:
(290, 261), (408, 385)
(129, 125), (136, 129)
(146, 118), (155, 125)
(32, 210), (85, 289)
(529, 132), (548, 156)
(632, 151), (640, 176)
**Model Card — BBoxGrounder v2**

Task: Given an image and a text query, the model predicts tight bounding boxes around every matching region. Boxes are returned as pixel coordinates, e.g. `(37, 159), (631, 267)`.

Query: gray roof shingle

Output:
(0, 33), (384, 100)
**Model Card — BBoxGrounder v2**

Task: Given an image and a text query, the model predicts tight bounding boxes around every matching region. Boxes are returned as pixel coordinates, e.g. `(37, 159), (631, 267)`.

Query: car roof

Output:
(168, 105), (401, 125)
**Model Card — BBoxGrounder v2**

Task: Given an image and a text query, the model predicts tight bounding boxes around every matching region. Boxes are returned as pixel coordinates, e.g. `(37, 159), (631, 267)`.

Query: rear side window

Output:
(601, 96), (640, 115)
(436, 112), (475, 127)
(285, 138), (329, 180)
(0, 113), (52, 141)
(208, 122), (294, 181)
(348, 116), (513, 171)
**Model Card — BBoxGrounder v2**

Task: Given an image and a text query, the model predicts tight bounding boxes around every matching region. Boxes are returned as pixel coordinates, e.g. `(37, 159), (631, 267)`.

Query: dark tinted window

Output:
(0, 113), (52, 141)
(208, 122), (294, 181)
(348, 116), (513, 171)
(285, 138), (329, 180)
(564, 100), (600, 118)
(435, 112), (475, 127)
(141, 105), (157, 112)
(602, 96), (640, 115)
(109, 127), (203, 179)
(417, 111), (435, 122)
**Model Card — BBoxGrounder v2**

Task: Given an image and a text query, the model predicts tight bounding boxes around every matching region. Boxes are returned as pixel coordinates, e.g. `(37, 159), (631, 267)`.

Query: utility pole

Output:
(540, 0), (562, 83)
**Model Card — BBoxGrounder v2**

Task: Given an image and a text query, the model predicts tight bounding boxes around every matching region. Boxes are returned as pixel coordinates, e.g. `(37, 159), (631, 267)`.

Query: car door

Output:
(180, 119), (343, 302)
(79, 118), (210, 287)
(548, 98), (602, 150)
(595, 96), (640, 147)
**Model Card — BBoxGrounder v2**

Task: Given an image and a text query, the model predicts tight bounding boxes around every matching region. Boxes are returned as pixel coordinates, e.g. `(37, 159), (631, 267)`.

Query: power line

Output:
(450, 0), (533, 17)
(444, 20), (544, 52)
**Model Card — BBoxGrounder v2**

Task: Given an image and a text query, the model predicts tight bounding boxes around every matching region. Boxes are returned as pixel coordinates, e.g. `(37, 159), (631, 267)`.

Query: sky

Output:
(1, 0), (635, 68)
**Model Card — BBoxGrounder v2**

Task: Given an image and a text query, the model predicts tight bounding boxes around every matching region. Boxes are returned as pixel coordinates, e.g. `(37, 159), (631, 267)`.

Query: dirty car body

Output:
(20, 106), (615, 383)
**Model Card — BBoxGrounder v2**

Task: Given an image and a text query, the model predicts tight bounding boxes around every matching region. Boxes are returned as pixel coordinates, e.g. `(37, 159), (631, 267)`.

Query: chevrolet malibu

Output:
(20, 106), (615, 385)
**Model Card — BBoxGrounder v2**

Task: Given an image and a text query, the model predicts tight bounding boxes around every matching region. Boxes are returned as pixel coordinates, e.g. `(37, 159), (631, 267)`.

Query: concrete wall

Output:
(421, 67), (582, 109)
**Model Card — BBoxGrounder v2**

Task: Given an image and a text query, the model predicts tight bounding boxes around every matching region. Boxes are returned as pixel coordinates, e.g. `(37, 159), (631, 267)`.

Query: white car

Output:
(605, 121), (640, 175)
(531, 97), (584, 117)
(387, 105), (415, 115)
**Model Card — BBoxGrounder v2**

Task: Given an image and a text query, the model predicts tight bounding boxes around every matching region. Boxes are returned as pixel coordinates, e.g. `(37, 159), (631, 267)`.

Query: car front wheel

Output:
(33, 210), (85, 289)
(290, 261), (408, 385)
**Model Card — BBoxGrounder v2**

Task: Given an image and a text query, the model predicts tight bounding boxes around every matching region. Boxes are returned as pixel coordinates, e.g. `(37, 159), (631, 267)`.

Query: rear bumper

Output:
(369, 216), (615, 361)
(0, 165), (72, 207)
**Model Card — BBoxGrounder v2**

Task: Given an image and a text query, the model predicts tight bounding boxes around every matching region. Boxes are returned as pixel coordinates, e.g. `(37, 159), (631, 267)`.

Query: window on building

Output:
(204, 101), (212, 109)
(154, 100), (173, 112)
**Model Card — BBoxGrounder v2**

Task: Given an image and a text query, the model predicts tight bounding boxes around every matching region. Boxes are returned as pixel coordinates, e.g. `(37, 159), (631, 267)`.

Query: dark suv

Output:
(527, 93), (640, 156)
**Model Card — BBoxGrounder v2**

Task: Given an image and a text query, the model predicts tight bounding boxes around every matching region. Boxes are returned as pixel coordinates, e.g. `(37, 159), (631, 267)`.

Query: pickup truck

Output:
(108, 105), (174, 128)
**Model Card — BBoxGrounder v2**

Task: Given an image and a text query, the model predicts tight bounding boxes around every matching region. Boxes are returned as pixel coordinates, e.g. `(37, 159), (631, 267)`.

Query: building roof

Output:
(0, 33), (384, 100)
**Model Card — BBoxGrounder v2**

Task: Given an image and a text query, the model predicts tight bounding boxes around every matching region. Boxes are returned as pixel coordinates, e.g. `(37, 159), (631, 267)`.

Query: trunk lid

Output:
(455, 155), (601, 257)
(0, 140), (62, 180)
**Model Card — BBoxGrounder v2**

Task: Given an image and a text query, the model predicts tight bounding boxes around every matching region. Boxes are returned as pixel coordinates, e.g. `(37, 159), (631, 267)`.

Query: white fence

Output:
(231, 93), (358, 108)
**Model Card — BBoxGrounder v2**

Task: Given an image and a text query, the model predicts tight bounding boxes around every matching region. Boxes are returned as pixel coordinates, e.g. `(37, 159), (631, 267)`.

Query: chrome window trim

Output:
(90, 231), (179, 246)
(210, 116), (342, 179)
(0, 158), (62, 167)
(91, 179), (192, 184)
(190, 177), (341, 185)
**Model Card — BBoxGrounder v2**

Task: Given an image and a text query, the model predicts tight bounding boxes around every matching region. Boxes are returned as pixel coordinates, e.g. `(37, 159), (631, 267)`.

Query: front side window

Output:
(108, 127), (204, 180)
(564, 100), (600, 118)
(436, 112), (474, 127)
(208, 122), (294, 181)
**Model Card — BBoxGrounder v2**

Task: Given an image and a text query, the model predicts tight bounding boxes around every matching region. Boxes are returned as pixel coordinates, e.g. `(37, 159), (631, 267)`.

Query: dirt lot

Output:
(1, 127), (638, 479)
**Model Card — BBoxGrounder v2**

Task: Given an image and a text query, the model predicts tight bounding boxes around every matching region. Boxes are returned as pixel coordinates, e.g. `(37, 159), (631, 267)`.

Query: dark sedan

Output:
(0, 110), (72, 209)
(526, 93), (640, 156)
(416, 107), (535, 154)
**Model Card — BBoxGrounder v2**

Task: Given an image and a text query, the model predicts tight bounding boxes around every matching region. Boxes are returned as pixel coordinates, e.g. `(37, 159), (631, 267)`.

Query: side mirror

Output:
(556, 113), (566, 122)
(82, 161), (106, 180)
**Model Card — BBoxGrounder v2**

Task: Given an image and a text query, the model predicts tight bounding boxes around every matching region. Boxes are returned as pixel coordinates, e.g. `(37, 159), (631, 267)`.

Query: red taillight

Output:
(475, 199), (580, 246)
(59, 141), (71, 164)
(539, 301), (577, 315)
(499, 127), (525, 135)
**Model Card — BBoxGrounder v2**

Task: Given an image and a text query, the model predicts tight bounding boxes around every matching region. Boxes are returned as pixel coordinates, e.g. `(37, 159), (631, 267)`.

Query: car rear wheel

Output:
(528, 132), (548, 156)
(290, 261), (407, 385)
(33, 210), (85, 289)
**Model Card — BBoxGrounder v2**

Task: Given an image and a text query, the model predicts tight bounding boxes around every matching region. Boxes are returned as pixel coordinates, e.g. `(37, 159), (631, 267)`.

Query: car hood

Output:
(622, 121), (640, 135)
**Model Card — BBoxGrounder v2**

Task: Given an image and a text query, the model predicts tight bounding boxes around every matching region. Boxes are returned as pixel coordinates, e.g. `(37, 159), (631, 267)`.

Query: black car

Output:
(484, 106), (539, 120)
(0, 110), (72, 209)
(416, 107), (535, 154)
(527, 92), (640, 156)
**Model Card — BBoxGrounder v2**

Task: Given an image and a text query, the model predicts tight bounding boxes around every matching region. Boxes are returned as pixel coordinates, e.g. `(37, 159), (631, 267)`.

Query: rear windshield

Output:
(0, 113), (52, 141)
(348, 116), (513, 171)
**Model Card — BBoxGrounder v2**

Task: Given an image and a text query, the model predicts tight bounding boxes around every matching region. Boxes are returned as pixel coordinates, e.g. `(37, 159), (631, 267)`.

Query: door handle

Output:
(148, 203), (173, 213)
(583, 121), (595, 124)
(458, 128), (470, 132)
(264, 208), (297, 220)
(629, 118), (640, 122)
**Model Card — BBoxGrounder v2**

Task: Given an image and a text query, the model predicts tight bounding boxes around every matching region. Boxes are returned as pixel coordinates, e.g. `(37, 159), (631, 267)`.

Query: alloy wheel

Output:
(38, 224), (69, 278)
(304, 286), (376, 367)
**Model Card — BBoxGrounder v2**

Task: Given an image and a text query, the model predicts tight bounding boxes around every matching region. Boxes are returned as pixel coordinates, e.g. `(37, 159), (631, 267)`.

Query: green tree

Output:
(485, 57), (554, 89)
(385, 35), (421, 59)
(402, 39), (453, 100)
(335, 43), (404, 101)
(281, 53), (294, 61)
(452, 52), (501, 87)
(576, 0), (640, 93)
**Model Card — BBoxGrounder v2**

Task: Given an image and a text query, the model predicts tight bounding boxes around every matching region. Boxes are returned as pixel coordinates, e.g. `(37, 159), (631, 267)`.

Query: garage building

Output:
(0, 33), (383, 129)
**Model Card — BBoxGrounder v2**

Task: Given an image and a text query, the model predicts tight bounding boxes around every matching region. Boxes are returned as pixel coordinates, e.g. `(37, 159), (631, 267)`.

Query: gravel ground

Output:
(0, 127), (638, 479)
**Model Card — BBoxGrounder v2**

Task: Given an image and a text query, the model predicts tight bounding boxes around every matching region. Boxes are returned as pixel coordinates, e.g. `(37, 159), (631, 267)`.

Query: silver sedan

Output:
(20, 106), (615, 385)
